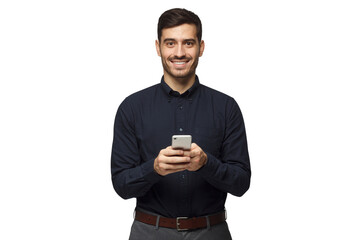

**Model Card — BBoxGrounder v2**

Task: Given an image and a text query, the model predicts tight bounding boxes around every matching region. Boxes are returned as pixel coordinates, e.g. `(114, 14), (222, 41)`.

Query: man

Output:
(111, 8), (251, 240)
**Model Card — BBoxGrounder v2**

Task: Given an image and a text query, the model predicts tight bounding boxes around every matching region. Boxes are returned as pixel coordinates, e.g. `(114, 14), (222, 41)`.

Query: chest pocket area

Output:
(192, 127), (223, 158)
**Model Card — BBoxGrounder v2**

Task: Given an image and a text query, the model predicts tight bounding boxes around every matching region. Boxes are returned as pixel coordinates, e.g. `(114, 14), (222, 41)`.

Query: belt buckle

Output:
(176, 217), (189, 231)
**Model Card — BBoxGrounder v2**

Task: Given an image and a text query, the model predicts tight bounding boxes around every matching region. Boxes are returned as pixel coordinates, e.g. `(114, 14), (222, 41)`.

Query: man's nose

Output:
(175, 44), (185, 57)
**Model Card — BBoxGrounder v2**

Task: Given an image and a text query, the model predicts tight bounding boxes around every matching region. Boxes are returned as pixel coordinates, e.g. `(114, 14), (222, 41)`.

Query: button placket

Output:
(175, 97), (186, 134)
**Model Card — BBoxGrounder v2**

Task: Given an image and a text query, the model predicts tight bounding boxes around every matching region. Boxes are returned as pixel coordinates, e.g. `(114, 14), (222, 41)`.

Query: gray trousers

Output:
(129, 219), (232, 240)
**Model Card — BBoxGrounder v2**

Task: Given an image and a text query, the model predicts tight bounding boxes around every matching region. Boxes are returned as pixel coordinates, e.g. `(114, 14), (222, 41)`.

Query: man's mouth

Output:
(170, 59), (190, 68)
(173, 61), (186, 65)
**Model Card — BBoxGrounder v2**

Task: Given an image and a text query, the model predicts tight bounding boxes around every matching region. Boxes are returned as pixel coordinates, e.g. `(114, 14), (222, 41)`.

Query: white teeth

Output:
(173, 62), (185, 65)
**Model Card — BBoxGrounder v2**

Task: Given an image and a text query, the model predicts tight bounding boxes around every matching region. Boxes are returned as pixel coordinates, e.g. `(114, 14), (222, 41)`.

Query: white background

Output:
(1, 0), (359, 239)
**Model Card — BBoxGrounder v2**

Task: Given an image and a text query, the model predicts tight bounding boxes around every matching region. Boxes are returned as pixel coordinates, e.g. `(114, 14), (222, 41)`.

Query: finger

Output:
(163, 167), (188, 175)
(160, 162), (189, 171)
(190, 149), (201, 158)
(191, 143), (198, 149)
(163, 148), (184, 156)
(182, 150), (191, 157)
(165, 156), (190, 164)
(158, 155), (190, 164)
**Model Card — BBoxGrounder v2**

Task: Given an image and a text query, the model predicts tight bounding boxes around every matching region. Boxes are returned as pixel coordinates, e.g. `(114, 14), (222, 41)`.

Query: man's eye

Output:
(167, 42), (175, 46)
(185, 42), (193, 46)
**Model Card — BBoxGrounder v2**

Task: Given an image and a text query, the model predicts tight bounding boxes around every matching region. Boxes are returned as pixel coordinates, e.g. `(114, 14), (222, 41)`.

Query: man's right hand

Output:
(154, 146), (190, 176)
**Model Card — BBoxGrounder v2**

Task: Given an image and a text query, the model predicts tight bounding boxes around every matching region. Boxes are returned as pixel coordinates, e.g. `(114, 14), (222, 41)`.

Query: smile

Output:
(170, 60), (190, 68)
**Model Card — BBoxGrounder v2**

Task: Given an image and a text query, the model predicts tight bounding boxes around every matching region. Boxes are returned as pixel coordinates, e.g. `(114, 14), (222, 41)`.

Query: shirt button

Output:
(179, 128), (183, 132)
(179, 106), (183, 110)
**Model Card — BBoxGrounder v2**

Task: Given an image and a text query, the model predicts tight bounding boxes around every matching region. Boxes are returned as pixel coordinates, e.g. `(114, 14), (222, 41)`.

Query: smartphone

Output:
(172, 135), (192, 150)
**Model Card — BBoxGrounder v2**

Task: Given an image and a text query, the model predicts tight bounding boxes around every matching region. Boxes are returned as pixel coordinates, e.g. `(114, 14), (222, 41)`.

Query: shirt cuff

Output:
(197, 152), (220, 178)
(141, 158), (163, 184)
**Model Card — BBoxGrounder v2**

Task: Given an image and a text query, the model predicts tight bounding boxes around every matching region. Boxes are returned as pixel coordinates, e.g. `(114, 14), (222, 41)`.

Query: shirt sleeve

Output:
(111, 98), (162, 199)
(197, 98), (251, 197)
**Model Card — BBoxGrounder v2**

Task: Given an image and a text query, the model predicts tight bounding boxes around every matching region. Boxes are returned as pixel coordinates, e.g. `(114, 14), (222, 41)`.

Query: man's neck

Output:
(163, 73), (196, 94)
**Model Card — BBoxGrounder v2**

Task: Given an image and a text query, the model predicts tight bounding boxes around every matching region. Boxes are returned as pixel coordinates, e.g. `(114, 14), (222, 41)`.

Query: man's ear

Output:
(155, 40), (161, 56)
(199, 40), (205, 57)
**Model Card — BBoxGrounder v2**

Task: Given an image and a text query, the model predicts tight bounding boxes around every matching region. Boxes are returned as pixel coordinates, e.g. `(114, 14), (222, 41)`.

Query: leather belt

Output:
(134, 209), (226, 231)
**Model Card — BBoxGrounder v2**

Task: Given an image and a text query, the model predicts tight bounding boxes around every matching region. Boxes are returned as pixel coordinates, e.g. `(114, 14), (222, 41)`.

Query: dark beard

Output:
(161, 55), (199, 83)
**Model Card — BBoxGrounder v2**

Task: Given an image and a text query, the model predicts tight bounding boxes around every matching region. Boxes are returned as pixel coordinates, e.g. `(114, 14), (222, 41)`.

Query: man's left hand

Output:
(183, 143), (208, 171)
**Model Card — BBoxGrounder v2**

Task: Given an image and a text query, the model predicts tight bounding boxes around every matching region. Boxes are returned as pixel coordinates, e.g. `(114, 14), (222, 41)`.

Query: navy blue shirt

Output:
(111, 76), (251, 218)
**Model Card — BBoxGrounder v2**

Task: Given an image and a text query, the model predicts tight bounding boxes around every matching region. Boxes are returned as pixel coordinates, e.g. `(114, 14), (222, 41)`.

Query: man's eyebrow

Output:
(163, 38), (197, 43)
(163, 38), (176, 43)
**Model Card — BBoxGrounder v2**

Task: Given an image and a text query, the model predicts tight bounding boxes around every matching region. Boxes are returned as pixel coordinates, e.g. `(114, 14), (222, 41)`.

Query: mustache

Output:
(168, 56), (192, 61)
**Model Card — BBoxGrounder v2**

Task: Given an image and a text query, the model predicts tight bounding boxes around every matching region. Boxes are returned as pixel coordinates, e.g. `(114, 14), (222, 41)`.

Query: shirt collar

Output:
(160, 75), (200, 97)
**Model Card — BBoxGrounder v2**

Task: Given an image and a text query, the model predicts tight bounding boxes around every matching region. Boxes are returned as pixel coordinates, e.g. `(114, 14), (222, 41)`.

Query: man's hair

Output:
(157, 8), (202, 42)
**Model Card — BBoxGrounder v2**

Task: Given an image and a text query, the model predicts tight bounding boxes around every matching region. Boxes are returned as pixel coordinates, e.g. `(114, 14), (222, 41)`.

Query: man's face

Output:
(156, 24), (204, 82)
